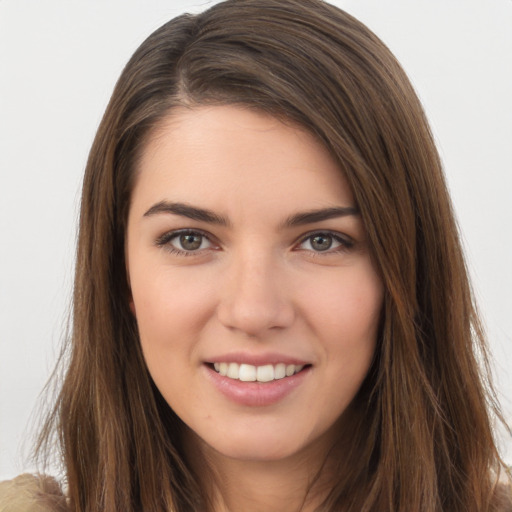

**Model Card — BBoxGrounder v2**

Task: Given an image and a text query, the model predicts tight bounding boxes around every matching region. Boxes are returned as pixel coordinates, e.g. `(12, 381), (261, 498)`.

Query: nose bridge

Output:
(216, 245), (294, 336)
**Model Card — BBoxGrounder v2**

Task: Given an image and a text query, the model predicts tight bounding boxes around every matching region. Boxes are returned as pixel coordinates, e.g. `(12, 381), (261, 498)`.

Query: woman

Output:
(1, 0), (510, 510)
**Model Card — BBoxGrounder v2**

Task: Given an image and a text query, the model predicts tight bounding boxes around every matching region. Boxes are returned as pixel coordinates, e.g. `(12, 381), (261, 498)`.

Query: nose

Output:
(216, 251), (295, 337)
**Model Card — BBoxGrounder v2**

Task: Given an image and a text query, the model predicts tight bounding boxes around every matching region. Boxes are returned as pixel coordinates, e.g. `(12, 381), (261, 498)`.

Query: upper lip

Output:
(205, 352), (310, 367)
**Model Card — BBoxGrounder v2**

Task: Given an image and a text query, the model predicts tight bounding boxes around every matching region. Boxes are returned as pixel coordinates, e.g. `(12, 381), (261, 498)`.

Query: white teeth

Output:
(212, 362), (305, 382)
(239, 363), (256, 382)
(274, 363), (286, 380)
(257, 364), (274, 382)
(227, 362), (239, 379)
(219, 362), (228, 376)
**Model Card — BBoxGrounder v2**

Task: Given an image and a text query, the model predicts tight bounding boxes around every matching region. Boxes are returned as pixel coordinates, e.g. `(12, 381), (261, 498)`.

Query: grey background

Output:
(1, 0), (511, 479)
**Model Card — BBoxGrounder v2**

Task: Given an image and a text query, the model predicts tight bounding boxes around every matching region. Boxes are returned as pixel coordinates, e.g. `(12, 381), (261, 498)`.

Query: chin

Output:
(192, 420), (335, 466)
(216, 440), (299, 462)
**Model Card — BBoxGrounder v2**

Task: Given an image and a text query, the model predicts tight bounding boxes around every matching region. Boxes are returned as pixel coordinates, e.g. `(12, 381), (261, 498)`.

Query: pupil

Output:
(180, 233), (202, 250)
(311, 234), (332, 251)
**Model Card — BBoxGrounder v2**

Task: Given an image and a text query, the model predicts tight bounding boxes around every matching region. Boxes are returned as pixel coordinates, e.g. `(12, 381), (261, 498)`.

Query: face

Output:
(126, 105), (383, 465)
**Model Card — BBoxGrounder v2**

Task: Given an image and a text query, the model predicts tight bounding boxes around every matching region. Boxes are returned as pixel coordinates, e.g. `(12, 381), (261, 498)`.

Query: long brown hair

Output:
(37, 0), (510, 510)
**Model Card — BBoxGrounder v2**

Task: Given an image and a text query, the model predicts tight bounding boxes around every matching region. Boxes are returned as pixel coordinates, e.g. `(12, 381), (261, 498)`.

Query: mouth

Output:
(205, 359), (311, 406)
(207, 362), (309, 383)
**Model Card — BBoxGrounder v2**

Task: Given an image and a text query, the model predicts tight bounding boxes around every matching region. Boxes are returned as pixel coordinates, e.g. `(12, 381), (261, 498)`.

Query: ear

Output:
(125, 246), (136, 316)
(124, 251), (137, 318)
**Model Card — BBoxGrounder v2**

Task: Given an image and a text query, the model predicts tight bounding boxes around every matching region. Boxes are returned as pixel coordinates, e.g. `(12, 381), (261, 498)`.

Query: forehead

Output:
(130, 105), (354, 220)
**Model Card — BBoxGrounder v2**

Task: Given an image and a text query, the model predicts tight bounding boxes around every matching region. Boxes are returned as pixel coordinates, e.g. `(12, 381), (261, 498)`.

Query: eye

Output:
(297, 231), (353, 253)
(155, 229), (215, 254)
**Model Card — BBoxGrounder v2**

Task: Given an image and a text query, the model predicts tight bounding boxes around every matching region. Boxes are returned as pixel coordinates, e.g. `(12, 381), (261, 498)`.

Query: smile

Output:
(212, 362), (305, 382)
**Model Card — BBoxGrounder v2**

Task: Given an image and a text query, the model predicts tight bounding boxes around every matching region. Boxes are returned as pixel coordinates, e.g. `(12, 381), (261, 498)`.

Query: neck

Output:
(191, 442), (334, 512)
(181, 415), (359, 512)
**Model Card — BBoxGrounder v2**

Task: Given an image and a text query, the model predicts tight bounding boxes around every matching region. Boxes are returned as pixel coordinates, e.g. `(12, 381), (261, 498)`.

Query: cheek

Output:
(129, 271), (206, 399)
(302, 262), (382, 390)
(304, 264), (383, 340)
(129, 265), (218, 366)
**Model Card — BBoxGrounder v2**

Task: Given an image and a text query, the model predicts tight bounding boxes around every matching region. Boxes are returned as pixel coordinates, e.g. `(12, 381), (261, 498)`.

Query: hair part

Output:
(37, 1), (510, 510)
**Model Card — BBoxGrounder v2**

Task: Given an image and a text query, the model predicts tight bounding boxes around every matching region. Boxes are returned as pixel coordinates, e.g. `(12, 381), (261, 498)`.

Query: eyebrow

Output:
(143, 201), (230, 225)
(282, 206), (359, 227)
(143, 201), (359, 227)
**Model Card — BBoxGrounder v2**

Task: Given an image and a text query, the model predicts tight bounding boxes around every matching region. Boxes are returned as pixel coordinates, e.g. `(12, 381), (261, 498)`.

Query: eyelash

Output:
(154, 229), (354, 256)
(296, 230), (354, 255)
(155, 229), (216, 256)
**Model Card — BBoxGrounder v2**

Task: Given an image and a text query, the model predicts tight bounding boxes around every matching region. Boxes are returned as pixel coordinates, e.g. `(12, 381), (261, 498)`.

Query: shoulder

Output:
(494, 472), (512, 512)
(0, 474), (68, 512)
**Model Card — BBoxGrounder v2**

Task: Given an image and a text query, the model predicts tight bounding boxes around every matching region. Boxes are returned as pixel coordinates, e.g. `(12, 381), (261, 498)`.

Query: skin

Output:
(126, 105), (383, 511)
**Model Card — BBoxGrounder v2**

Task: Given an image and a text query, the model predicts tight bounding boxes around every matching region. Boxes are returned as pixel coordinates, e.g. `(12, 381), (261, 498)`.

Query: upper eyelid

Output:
(155, 227), (217, 247)
(296, 229), (353, 244)
(154, 228), (353, 249)
(293, 231), (355, 255)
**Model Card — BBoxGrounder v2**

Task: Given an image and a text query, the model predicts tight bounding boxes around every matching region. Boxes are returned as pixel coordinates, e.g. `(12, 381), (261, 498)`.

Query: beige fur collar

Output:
(0, 474), (68, 512)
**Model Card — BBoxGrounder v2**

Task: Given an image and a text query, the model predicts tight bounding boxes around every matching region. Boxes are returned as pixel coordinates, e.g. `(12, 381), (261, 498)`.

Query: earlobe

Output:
(126, 281), (136, 316)
(125, 273), (136, 316)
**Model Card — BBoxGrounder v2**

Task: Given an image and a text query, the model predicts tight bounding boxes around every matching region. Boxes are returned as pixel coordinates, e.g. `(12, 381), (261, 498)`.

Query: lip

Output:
(205, 351), (310, 367)
(203, 362), (311, 407)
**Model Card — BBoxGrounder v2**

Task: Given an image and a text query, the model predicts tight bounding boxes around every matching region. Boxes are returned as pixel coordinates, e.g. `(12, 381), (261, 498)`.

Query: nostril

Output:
(216, 296), (295, 337)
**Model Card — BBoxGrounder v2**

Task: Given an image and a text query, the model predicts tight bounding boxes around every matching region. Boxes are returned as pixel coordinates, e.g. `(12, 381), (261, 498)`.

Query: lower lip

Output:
(204, 365), (310, 407)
